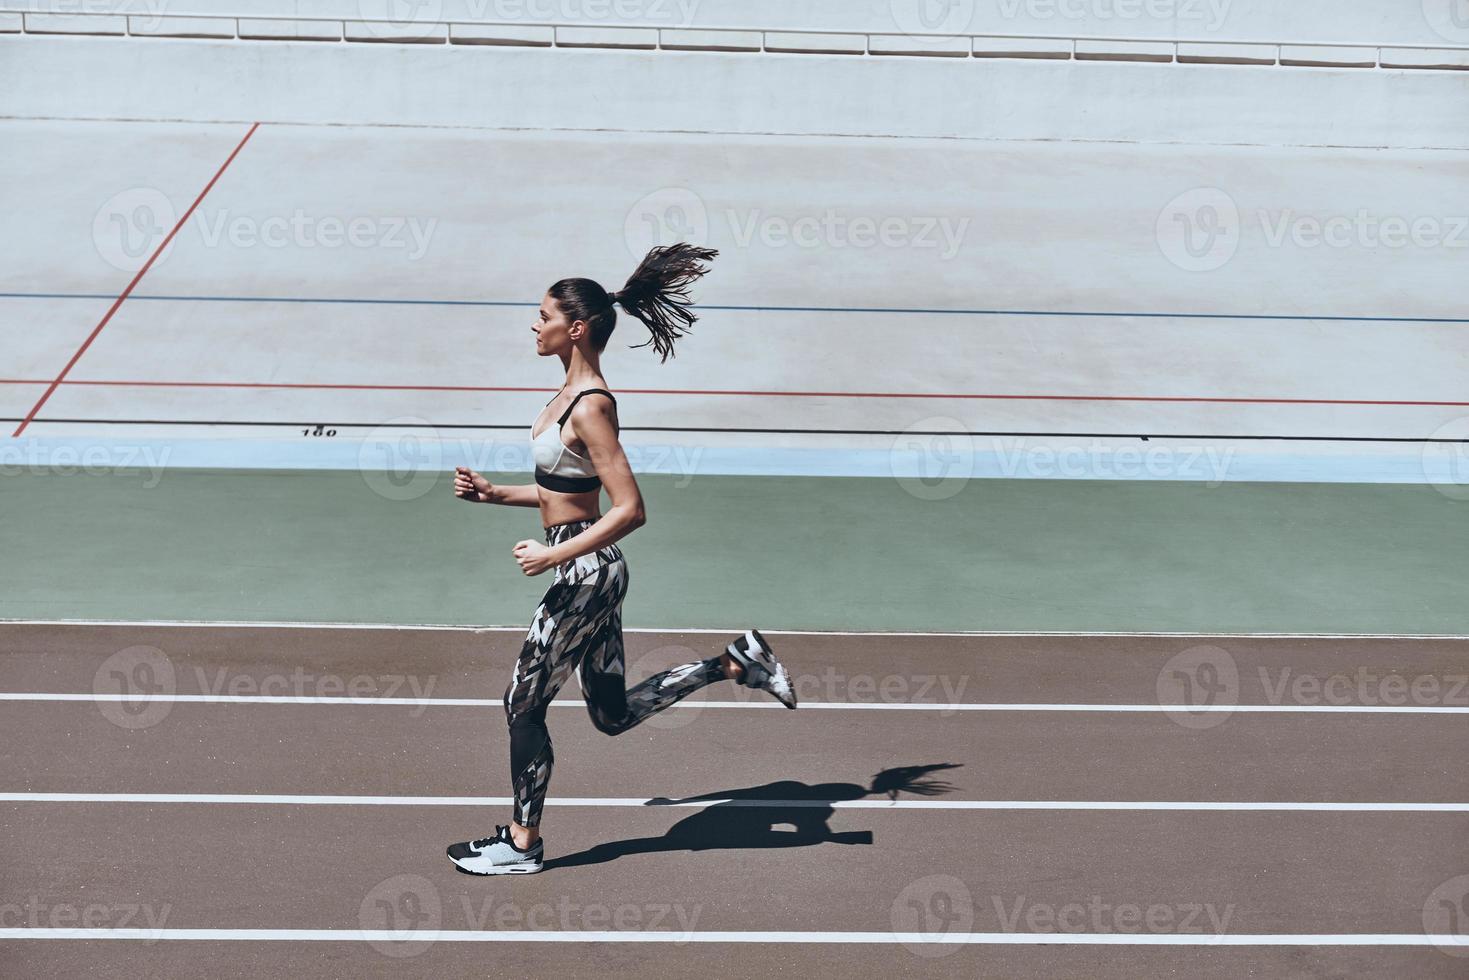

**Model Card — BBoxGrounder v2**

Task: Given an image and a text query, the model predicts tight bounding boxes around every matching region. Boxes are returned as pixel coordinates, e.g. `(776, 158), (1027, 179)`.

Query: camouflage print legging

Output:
(503, 519), (730, 828)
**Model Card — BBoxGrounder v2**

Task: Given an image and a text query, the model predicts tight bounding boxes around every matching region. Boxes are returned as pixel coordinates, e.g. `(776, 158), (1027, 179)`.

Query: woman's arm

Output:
(545, 399), (645, 563)
(453, 467), (540, 507)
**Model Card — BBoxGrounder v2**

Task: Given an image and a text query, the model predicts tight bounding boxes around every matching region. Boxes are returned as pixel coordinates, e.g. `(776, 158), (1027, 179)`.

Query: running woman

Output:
(446, 243), (798, 876)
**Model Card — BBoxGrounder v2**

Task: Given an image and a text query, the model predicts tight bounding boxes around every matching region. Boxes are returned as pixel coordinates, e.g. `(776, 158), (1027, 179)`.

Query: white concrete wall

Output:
(1, 15), (1466, 483)
(3, 0), (1465, 46)
(3, 36), (1468, 150)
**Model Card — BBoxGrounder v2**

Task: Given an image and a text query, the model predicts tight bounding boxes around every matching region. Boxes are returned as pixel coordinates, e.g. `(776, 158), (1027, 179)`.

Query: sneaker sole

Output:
(450, 858), (544, 876)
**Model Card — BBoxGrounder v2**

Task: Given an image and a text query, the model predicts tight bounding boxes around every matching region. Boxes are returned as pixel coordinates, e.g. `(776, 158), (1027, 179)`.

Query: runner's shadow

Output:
(544, 764), (962, 870)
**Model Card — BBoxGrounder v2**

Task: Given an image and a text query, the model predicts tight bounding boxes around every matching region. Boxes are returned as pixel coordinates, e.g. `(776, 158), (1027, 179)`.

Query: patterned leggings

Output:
(504, 519), (730, 828)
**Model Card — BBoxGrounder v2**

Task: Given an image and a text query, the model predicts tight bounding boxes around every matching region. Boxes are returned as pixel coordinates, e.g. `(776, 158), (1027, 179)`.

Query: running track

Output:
(2, 622), (1467, 977)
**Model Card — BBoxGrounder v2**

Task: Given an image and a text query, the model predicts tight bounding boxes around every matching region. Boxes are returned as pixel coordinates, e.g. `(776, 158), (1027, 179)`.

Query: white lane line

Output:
(3, 693), (1468, 713)
(3, 619), (1466, 639)
(0, 928), (1463, 946)
(2, 793), (1466, 811)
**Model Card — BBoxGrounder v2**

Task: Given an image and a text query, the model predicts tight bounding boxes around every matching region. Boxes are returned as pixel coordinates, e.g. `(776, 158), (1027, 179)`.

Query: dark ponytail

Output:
(548, 242), (718, 364)
(612, 243), (718, 363)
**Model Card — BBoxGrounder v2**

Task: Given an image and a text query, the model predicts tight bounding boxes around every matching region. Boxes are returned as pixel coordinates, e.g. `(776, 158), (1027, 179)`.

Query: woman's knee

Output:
(505, 696), (549, 733)
(586, 706), (630, 737)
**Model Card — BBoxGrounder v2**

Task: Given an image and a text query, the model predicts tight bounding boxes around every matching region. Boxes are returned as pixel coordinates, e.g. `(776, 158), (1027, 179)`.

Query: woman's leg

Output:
(503, 527), (628, 839)
(578, 603), (733, 736)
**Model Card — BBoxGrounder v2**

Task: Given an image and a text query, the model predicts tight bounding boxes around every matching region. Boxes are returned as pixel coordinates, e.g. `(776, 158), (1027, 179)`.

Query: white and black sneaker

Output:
(726, 628), (797, 709)
(446, 825), (544, 875)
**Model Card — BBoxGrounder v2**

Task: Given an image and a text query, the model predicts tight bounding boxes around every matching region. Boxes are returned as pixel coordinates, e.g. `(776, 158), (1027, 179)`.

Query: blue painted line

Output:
(1, 292), (1465, 324)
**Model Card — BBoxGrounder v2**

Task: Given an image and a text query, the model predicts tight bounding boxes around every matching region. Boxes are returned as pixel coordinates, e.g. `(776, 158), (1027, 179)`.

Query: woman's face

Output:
(532, 293), (571, 357)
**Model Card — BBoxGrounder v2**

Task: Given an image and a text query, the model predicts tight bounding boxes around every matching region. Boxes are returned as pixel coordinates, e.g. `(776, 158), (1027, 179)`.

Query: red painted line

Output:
(10, 123), (261, 438)
(0, 376), (1462, 408)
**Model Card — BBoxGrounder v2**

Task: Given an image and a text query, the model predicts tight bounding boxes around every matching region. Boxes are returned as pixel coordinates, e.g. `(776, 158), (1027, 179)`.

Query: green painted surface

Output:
(0, 468), (1464, 634)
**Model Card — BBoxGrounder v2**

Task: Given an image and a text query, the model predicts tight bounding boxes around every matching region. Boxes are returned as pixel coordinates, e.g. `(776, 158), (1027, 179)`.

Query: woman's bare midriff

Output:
(538, 486), (602, 529)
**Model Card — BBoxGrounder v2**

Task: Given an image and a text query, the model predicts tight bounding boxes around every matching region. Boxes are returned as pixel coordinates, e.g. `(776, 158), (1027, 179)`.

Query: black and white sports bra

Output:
(530, 388), (618, 493)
